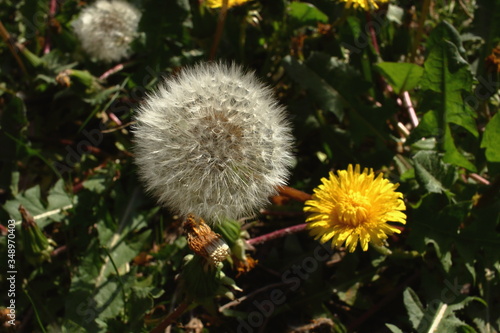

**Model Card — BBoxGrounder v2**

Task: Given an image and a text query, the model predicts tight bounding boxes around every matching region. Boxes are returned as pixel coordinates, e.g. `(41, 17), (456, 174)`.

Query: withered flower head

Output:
(184, 214), (230, 266)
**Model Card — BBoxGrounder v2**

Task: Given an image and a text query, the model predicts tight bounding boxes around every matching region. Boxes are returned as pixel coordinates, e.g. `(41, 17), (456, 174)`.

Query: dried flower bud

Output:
(184, 214), (230, 266)
(19, 205), (56, 265)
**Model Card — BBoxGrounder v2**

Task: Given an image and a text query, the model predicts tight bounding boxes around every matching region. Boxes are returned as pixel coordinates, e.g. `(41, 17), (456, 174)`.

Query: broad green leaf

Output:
(480, 113), (500, 162)
(3, 186), (46, 222)
(3, 180), (73, 228)
(47, 179), (73, 214)
(403, 288), (425, 329)
(374, 62), (423, 94)
(93, 279), (124, 321)
(404, 288), (481, 333)
(412, 151), (458, 194)
(283, 55), (344, 120)
(406, 194), (469, 272)
(413, 21), (478, 171)
(305, 52), (371, 102)
(287, 2), (328, 28)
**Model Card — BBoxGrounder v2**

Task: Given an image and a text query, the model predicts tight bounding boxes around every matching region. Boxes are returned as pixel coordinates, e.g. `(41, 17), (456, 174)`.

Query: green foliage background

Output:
(1, 0), (499, 332)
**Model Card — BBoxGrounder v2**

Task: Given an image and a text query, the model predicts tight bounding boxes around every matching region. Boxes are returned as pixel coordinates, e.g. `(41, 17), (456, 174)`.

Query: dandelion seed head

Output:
(72, 0), (141, 62)
(134, 63), (294, 224)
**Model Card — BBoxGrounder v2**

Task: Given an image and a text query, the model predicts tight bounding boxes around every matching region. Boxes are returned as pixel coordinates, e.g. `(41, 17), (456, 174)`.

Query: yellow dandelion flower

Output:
(304, 164), (406, 252)
(205, 0), (252, 9)
(338, 0), (389, 10)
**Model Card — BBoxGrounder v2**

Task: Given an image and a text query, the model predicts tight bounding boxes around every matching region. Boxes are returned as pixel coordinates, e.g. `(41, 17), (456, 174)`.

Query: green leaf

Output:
(47, 179), (73, 214)
(403, 288), (425, 329)
(283, 55), (344, 120)
(412, 151), (458, 194)
(385, 323), (404, 333)
(412, 21), (478, 172)
(374, 62), (423, 94)
(480, 113), (500, 162)
(406, 194), (469, 272)
(305, 52), (371, 103)
(287, 2), (328, 28)
(3, 180), (73, 229)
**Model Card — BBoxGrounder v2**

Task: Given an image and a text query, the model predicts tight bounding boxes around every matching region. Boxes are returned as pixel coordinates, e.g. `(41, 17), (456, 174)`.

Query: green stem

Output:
(25, 290), (47, 333)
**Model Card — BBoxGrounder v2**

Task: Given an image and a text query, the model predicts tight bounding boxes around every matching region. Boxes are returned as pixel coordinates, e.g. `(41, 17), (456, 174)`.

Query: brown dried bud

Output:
(184, 214), (230, 266)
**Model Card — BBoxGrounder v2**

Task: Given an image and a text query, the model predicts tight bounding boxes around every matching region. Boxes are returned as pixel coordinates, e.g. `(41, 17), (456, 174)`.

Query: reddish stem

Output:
(403, 91), (419, 127)
(277, 186), (312, 202)
(209, 0), (229, 60)
(469, 173), (490, 186)
(366, 11), (380, 56)
(43, 0), (58, 54)
(108, 112), (123, 126)
(99, 63), (126, 80)
(247, 223), (307, 245)
(150, 301), (190, 333)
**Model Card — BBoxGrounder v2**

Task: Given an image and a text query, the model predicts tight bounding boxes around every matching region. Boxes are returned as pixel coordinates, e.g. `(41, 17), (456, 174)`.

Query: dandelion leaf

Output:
(283, 55), (344, 120)
(480, 112), (500, 162)
(410, 21), (477, 171)
(287, 2), (328, 28)
(374, 62), (423, 94)
(412, 151), (458, 194)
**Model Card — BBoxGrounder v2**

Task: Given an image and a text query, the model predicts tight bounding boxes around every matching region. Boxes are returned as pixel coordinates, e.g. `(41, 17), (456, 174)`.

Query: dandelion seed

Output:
(337, 0), (389, 10)
(304, 165), (406, 252)
(134, 62), (294, 224)
(72, 0), (141, 62)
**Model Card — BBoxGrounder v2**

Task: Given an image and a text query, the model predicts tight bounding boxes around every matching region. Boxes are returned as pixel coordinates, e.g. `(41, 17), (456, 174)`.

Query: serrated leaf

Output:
(287, 2), (328, 27)
(412, 151), (458, 194)
(412, 21), (478, 172)
(83, 176), (108, 194)
(403, 288), (425, 329)
(283, 55), (344, 120)
(3, 180), (72, 229)
(4, 186), (46, 222)
(406, 194), (468, 272)
(480, 113), (500, 162)
(374, 62), (423, 94)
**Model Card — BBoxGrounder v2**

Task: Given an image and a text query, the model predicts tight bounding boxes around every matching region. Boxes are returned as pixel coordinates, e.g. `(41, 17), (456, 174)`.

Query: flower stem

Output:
(149, 300), (191, 333)
(43, 0), (58, 54)
(209, 0), (229, 60)
(366, 11), (380, 57)
(247, 223), (307, 245)
(468, 173), (490, 186)
(0, 21), (28, 77)
(403, 91), (419, 128)
(99, 62), (126, 80)
(277, 185), (312, 202)
(410, 0), (431, 62)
